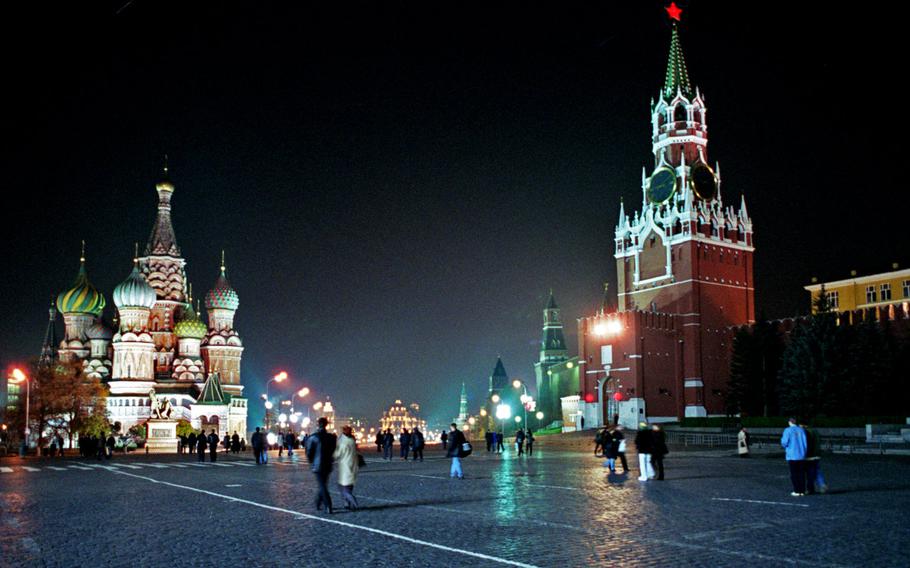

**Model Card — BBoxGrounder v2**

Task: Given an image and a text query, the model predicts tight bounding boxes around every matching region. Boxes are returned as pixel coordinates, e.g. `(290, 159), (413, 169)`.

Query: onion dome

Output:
(205, 253), (239, 311)
(174, 302), (207, 339)
(85, 320), (113, 340)
(56, 254), (106, 316)
(113, 262), (157, 309)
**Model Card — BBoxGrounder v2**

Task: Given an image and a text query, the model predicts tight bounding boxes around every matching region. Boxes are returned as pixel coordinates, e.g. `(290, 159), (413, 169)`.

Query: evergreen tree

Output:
(726, 327), (760, 416)
(778, 309), (841, 419)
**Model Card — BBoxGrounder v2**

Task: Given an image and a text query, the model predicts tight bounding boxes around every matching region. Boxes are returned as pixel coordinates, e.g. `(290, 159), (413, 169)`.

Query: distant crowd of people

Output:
(373, 427), (426, 461)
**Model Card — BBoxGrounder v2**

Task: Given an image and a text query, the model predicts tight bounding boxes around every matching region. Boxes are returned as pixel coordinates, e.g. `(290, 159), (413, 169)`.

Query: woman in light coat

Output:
(738, 427), (750, 457)
(333, 425), (360, 510)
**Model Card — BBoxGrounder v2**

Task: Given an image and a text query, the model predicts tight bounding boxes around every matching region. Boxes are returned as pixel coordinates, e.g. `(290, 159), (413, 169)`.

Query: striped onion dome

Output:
(113, 263), (157, 309)
(56, 261), (106, 316)
(205, 266), (239, 311)
(85, 320), (113, 340)
(174, 303), (207, 339)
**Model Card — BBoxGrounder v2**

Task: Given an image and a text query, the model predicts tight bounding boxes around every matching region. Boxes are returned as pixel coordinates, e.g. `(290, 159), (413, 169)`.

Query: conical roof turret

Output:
(663, 25), (693, 99)
(56, 246), (106, 316)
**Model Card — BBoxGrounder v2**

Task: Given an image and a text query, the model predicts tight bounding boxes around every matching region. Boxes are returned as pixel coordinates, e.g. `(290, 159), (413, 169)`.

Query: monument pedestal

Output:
(145, 419), (178, 454)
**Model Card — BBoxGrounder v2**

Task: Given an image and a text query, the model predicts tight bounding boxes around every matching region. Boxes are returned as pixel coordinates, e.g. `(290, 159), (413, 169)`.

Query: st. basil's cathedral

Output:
(51, 167), (248, 439)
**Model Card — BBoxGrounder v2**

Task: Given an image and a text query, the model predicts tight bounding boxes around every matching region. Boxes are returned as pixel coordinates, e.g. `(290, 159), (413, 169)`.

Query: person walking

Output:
(374, 431), (382, 453)
(613, 426), (629, 473)
(305, 417), (337, 514)
(105, 434), (116, 459)
(800, 421), (826, 494)
(333, 425), (360, 511)
(441, 430), (449, 451)
(484, 431), (492, 452)
(196, 431), (207, 462)
(515, 428), (525, 456)
(251, 427), (264, 464)
(635, 422), (654, 481)
(526, 430), (535, 455)
(284, 431), (296, 457)
(399, 429), (411, 460)
(603, 427), (619, 472)
(496, 431), (504, 453)
(278, 431), (285, 457)
(738, 426), (751, 457)
(651, 424), (668, 480)
(188, 432), (197, 457)
(781, 417), (808, 496)
(207, 429), (219, 462)
(382, 429), (394, 461)
(411, 427), (425, 462)
(446, 423), (466, 479)
(594, 427), (607, 457)
(231, 431), (240, 454)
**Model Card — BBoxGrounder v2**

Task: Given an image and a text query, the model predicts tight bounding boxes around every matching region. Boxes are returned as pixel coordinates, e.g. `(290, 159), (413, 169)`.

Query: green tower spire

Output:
(663, 24), (693, 99)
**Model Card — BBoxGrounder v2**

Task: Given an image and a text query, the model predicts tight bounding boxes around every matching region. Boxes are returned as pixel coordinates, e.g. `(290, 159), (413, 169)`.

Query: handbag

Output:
(459, 441), (473, 458)
(618, 440), (627, 453)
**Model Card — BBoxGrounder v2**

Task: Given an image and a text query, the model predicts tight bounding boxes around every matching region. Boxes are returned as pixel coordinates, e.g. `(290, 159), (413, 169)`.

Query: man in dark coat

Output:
(285, 431), (296, 457)
(251, 427), (263, 464)
(231, 431), (241, 454)
(441, 430), (449, 450)
(207, 429), (219, 462)
(526, 430), (535, 455)
(410, 427), (425, 462)
(446, 423), (466, 479)
(382, 430), (394, 461)
(399, 429), (410, 460)
(188, 432), (197, 456)
(196, 431), (207, 461)
(305, 417), (337, 513)
(105, 434), (116, 459)
(635, 423), (654, 481)
(515, 428), (525, 456)
(650, 424), (669, 480)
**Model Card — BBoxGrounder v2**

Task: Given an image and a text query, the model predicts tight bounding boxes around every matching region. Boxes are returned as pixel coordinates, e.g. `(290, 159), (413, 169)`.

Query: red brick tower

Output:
(610, 23), (754, 418)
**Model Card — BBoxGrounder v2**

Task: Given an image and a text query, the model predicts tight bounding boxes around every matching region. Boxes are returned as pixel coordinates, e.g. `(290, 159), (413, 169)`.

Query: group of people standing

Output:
(374, 427), (425, 461)
(178, 431), (244, 455)
(781, 417), (828, 496)
(77, 433), (116, 459)
(484, 431), (505, 453)
(595, 423), (667, 481)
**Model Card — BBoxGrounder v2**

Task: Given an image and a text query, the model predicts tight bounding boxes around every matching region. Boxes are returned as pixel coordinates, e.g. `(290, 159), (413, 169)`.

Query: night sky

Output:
(4, 2), (907, 426)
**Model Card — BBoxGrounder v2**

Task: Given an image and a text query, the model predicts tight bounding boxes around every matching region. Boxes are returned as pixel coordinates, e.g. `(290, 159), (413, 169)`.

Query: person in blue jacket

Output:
(781, 417), (808, 496)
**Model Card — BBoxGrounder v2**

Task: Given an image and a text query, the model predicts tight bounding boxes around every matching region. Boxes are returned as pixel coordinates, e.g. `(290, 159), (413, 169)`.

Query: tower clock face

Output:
(648, 167), (677, 203)
(691, 163), (717, 201)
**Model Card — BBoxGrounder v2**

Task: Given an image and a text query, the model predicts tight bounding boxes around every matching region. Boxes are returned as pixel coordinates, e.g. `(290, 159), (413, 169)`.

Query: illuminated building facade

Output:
(379, 399), (426, 434)
(805, 266), (910, 315)
(51, 165), (248, 439)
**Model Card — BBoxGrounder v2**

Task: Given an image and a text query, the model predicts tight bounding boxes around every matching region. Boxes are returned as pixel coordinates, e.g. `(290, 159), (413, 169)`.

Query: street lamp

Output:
(10, 368), (30, 456)
(495, 403), (511, 438)
(512, 379), (529, 428)
(535, 411), (544, 431)
(491, 394), (500, 403)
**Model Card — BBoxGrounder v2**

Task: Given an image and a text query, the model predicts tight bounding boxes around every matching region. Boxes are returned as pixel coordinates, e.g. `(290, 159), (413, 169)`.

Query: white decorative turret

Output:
(111, 258), (156, 381)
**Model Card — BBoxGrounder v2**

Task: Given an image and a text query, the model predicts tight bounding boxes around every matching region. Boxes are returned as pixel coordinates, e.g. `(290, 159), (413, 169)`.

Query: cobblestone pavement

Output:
(1, 445), (908, 567)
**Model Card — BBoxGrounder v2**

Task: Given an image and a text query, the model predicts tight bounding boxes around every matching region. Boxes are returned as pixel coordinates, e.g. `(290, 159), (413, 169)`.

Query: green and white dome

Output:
(56, 261), (106, 316)
(174, 303), (207, 339)
(113, 264), (157, 309)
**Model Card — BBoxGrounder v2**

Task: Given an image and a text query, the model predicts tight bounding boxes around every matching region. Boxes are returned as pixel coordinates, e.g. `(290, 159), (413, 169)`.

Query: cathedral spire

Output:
(663, 24), (693, 99)
(39, 297), (57, 370)
(144, 159), (181, 257)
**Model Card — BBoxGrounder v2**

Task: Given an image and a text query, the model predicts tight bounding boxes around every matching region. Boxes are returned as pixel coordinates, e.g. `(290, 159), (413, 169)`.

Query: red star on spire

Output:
(665, 2), (683, 22)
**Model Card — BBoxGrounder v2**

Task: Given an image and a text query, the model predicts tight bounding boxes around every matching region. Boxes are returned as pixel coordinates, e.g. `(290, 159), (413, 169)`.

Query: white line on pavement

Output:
(170, 464), (188, 468)
(21, 467), (41, 472)
(145, 463), (170, 468)
(68, 465), (94, 471)
(711, 497), (809, 508)
(117, 464), (143, 470)
(45, 466), (69, 471)
(0, 467), (12, 473)
(231, 462), (255, 467)
(225, 484), (243, 487)
(110, 470), (540, 568)
(210, 462), (233, 467)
